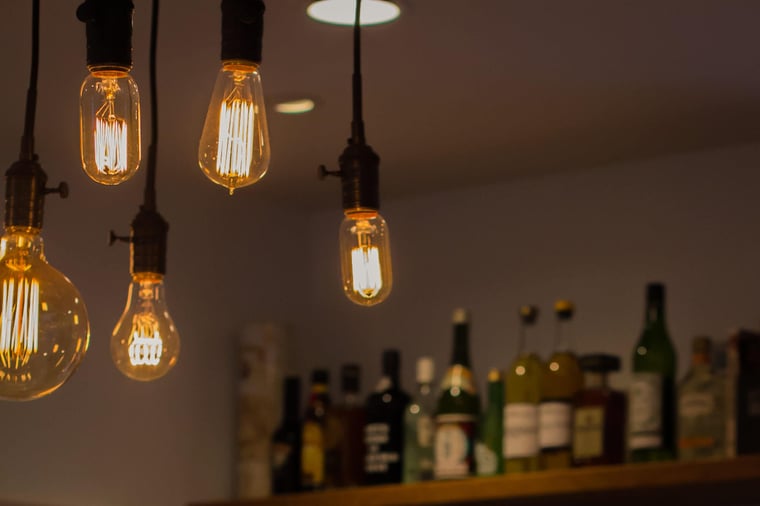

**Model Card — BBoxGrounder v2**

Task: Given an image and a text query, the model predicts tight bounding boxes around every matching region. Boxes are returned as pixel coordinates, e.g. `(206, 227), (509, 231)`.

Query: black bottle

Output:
(364, 349), (411, 485)
(271, 376), (302, 494)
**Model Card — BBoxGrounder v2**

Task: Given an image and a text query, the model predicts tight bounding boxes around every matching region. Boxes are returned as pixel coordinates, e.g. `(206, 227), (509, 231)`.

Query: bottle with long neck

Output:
(403, 357), (436, 483)
(476, 368), (504, 476)
(301, 370), (330, 490)
(504, 305), (543, 473)
(364, 350), (410, 485)
(325, 364), (365, 488)
(434, 308), (480, 479)
(539, 300), (583, 469)
(272, 376), (302, 494)
(629, 282), (677, 462)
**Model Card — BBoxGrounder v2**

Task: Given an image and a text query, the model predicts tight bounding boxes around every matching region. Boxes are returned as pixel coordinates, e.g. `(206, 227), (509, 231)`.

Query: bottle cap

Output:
(554, 300), (575, 320)
(487, 367), (501, 382)
(692, 336), (712, 354)
(579, 354), (620, 373)
(416, 356), (434, 383)
(382, 349), (400, 375)
(646, 282), (665, 301)
(452, 308), (469, 324)
(519, 305), (539, 325)
(341, 364), (360, 393)
(311, 369), (329, 384)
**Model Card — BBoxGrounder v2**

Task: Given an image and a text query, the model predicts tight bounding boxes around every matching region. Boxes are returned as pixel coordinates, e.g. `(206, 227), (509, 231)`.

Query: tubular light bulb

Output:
(79, 68), (141, 185)
(111, 273), (179, 381)
(198, 61), (270, 195)
(339, 210), (392, 306)
(0, 228), (90, 400)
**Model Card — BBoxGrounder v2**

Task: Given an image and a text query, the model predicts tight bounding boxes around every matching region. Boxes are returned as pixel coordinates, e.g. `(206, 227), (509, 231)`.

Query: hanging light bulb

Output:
(339, 210), (392, 306)
(320, 0), (393, 306)
(111, 272), (179, 381)
(77, 0), (141, 185)
(198, 0), (270, 195)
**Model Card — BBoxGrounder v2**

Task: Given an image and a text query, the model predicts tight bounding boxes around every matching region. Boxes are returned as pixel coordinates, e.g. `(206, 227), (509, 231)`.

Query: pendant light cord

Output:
(351, 0), (365, 145)
(20, 0), (40, 161)
(144, 0), (159, 211)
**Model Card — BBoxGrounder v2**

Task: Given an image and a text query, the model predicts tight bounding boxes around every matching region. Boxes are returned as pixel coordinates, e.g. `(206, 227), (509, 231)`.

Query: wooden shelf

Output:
(192, 455), (760, 506)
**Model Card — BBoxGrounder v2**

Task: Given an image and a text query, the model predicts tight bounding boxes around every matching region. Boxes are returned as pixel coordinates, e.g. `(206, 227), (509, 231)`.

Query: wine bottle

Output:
(434, 308), (480, 479)
(364, 349), (411, 485)
(504, 305), (543, 473)
(403, 356), (436, 483)
(629, 282), (677, 462)
(301, 369), (330, 490)
(271, 376), (302, 494)
(476, 368), (504, 476)
(539, 300), (583, 469)
(325, 364), (365, 487)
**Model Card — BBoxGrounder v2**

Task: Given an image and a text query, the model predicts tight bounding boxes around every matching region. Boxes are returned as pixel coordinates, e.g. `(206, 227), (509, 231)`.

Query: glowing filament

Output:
(351, 246), (383, 298)
(128, 316), (163, 367)
(94, 116), (128, 174)
(216, 97), (255, 181)
(0, 278), (40, 370)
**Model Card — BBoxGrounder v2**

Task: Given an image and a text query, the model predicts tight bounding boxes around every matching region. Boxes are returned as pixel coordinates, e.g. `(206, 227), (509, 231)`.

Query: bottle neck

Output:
(583, 371), (609, 389)
(644, 296), (666, 330)
(284, 390), (300, 421)
(451, 323), (471, 367)
(343, 391), (361, 407)
(691, 352), (711, 372)
(554, 319), (571, 352)
(417, 381), (432, 397)
(487, 380), (503, 407)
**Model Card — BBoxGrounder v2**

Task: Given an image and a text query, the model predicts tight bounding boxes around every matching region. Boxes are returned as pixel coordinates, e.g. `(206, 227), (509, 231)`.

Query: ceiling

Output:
(1, 0), (760, 210)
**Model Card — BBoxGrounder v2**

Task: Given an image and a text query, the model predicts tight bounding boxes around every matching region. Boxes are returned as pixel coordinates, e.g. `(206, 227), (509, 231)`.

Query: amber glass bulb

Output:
(339, 210), (392, 306)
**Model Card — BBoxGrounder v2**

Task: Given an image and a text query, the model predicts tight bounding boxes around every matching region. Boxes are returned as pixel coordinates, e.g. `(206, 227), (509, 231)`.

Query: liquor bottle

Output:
(435, 308), (481, 479)
(540, 300), (583, 469)
(364, 349), (411, 485)
(301, 369), (330, 490)
(476, 368), (504, 476)
(403, 357), (436, 483)
(272, 376), (302, 494)
(572, 354), (626, 466)
(325, 364), (365, 487)
(678, 336), (726, 460)
(504, 305), (543, 473)
(629, 282), (677, 462)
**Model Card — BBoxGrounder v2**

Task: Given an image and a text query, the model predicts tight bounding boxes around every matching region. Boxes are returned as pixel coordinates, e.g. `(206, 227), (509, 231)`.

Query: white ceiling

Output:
(1, 0), (760, 211)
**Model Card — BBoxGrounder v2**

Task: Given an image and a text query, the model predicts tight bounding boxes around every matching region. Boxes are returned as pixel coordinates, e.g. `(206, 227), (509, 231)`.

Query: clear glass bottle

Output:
(504, 305), (543, 473)
(325, 364), (365, 487)
(572, 354), (626, 466)
(476, 368), (504, 476)
(435, 308), (480, 479)
(678, 336), (725, 461)
(403, 356), (436, 483)
(364, 350), (410, 485)
(301, 369), (330, 490)
(540, 300), (583, 469)
(629, 282), (677, 462)
(272, 376), (302, 494)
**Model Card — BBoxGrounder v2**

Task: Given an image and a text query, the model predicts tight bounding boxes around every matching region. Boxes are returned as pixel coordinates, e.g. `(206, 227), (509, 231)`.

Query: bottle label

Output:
(439, 365), (476, 395)
(538, 401), (572, 449)
(475, 442), (498, 476)
(679, 392), (715, 418)
(503, 403), (539, 458)
(364, 423), (399, 474)
(434, 414), (476, 479)
(301, 421), (325, 486)
(573, 407), (604, 459)
(417, 414), (434, 447)
(629, 372), (663, 449)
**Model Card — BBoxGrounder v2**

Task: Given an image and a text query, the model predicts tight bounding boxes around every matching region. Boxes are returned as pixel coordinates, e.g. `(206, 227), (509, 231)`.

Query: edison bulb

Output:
(79, 67), (141, 185)
(0, 228), (90, 400)
(111, 273), (179, 381)
(339, 210), (392, 306)
(198, 61), (270, 195)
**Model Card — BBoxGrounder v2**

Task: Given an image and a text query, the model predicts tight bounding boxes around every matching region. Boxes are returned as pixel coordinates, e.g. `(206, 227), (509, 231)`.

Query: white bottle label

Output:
(679, 392), (714, 418)
(629, 372), (663, 449)
(364, 423), (398, 474)
(434, 414), (475, 479)
(539, 401), (572, 449)
(475, 442), (498, 476)
(417, 414), (434, 447)
(503, 403), (538, 458)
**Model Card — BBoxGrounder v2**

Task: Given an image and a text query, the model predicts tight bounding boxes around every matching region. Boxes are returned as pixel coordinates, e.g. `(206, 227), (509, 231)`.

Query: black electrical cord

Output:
(351, 0), (365, 145)
(143, 0), (159, 211)
(20, 0), (40, 161)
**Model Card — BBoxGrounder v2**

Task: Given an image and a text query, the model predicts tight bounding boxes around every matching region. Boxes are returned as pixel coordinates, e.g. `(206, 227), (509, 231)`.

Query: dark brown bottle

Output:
(301, 370), (330, 490)
(325, 364), (365, 487)
(572, 354), (626, 466)
(272, 376), (302, 494)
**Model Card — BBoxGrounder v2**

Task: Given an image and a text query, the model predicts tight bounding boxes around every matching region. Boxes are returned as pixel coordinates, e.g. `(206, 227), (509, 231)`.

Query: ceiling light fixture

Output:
(0, 0), (91, 400)
(109, 0), (180, 382)
(198, 0), (270, 196)
(307, 0), (400, 26)
(274, 98), (316, 115)
(319, 0), (393, 307)
(77, 0), (142, 186)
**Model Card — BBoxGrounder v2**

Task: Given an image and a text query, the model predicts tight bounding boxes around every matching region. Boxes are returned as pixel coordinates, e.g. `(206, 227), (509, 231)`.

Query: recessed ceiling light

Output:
(274, 98), (316, 115)
(307, 0), (400, 26)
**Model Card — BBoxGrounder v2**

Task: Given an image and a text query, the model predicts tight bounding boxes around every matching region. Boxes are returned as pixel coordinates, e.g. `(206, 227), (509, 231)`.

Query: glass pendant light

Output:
(0, 0), (91, 400)
(307, 0), (400, 26)
(319, 0), (393, 307)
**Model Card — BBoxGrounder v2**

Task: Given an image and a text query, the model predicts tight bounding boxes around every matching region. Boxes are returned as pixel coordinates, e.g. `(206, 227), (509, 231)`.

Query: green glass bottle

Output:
(434, 308), (480, 479)
(629, 282), (677, 462)
(476, 368), (504, 476)
(504, 305), (543, 473)
(539, 300), (583, 470)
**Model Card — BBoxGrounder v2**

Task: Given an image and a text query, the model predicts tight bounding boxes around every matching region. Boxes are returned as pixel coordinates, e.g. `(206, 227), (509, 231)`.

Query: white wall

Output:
(2, 143), (760, 506)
